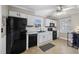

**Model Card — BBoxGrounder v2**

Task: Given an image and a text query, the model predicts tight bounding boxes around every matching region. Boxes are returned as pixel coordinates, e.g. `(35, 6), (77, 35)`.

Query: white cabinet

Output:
(20, 13), (28, 18)
(9, 11), (27, 18)
(52, 20), (56, 26)
(45, 19), (56, 27)
(50, 20), (53, 23)
(48, 32), (52, 40)
(38, 32), (52, 46)
(9, 11), (18, 17)
(45, 19), (50, 26)
(27, 15), (34, 26)
(38, 33), (45, 43)
(2, 6), (8, 17)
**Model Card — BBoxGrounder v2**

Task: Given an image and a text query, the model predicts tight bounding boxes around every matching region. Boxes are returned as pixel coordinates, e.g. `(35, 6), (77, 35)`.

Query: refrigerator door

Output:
(6, 16), (27, 54)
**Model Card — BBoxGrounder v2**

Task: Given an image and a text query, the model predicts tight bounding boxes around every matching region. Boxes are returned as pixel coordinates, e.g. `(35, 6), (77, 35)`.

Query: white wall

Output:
(0, 5), (2, 53)
(56, 19), (60, 38)
(0, 5), (8, 54)
(71, 13), (79, 30)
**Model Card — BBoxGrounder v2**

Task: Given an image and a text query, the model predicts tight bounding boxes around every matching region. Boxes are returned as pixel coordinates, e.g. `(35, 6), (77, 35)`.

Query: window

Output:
(59, 17), (72, 33)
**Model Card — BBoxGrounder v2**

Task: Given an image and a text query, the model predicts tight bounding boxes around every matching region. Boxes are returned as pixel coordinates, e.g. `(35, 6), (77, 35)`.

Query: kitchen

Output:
(1, 5), (79, 54)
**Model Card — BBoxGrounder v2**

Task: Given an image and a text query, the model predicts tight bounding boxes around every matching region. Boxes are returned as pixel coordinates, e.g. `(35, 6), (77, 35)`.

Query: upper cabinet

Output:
(9, 11), (28, 18)
(45, 19), (51, 26)
(52, 20), (56, 27)
(20, 13), (28, 18)
(2, 6), (8, 17)
(27, 15), (35, 26)
(9, 11), (18, 17)
(44, 19), (57, 31)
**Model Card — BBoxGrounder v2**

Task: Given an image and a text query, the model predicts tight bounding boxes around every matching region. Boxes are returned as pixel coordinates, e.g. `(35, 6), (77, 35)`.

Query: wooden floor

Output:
(22, 39), (79, 54)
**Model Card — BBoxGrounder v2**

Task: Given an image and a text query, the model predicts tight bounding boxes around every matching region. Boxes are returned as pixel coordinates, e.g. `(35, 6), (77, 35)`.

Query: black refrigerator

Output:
(6, 16), (27, 54)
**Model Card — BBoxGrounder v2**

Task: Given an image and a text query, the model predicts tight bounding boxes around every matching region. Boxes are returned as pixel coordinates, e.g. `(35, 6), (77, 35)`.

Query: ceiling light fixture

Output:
(63, 7), (74, 11)
(56, 12), (66, 16)
(56, 6), (74, 16)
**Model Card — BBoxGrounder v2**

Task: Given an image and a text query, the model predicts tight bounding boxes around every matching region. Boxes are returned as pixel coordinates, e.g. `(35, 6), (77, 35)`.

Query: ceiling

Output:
(16, 5), (57, 11)
(11, 5), (79, 19)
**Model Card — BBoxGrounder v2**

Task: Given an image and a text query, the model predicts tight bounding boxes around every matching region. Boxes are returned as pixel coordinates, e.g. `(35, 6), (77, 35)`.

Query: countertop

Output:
(27, 31), (51, 34)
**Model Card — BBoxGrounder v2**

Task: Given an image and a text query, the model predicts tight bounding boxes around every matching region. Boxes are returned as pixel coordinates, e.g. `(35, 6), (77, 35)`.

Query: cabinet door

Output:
(38, 33), (46, 43)
(38, 34), (43, 43)
(45, 19), (50, 26)
(9, 11), (19, 17)
(20, 13), (27, 18)
(49, 32), (52, 41)
(43, 32), (50, 41)
(52, 20), (56, 27)
(27, 15), (34, 26)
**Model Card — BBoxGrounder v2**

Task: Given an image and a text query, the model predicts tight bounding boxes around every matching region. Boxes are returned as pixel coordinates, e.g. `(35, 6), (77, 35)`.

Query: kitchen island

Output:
(26, 31), (52, 50)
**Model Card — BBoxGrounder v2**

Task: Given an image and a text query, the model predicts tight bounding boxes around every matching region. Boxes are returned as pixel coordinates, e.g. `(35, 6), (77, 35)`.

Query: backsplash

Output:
(26, 26), (47, 32)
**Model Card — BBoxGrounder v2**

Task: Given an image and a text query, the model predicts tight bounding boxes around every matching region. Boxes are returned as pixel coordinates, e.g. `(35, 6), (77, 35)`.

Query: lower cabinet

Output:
(28, 34), (37, 48)
(38, 32), (52, 46)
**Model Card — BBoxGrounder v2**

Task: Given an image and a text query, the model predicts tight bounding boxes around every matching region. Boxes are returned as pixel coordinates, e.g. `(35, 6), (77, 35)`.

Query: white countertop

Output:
(27, 31), (38, 34)
(27, 30), (52, 34)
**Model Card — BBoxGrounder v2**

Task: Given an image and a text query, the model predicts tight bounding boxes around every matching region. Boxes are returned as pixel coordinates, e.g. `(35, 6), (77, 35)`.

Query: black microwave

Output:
(48, 27), (53, 31)
(50, 23), (55, 27)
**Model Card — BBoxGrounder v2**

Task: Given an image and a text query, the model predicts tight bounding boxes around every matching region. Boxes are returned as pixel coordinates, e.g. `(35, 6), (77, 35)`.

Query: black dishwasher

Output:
(28, 34), (37, 48)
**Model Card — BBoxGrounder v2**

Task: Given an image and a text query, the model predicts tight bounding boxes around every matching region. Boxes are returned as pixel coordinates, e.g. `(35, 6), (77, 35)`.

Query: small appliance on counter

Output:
(50, 23), (55, 27)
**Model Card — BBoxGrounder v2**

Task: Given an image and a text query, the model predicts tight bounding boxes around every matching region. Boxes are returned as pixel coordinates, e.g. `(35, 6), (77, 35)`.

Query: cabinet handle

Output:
(17, 12), (20, 16)
(17, 13), (18, 16)
(19, 13), (20, 16)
